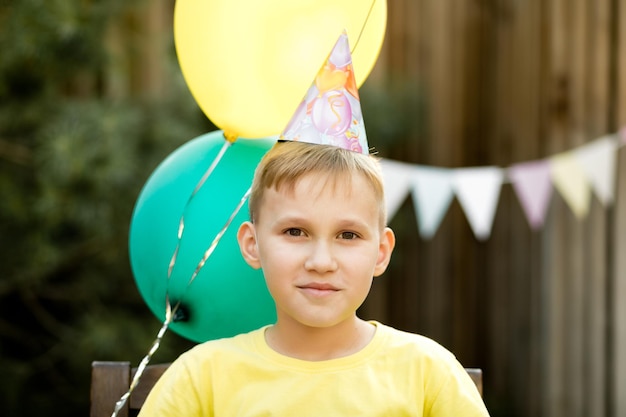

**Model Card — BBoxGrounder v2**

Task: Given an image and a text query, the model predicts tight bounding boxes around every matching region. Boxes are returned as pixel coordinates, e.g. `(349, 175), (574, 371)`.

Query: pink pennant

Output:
(508, 160), (553, 230)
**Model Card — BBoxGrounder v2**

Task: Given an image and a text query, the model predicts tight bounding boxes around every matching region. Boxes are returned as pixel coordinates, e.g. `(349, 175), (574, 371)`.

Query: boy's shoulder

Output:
(376, 321), (440, 344)
(374, 321), (460, 363)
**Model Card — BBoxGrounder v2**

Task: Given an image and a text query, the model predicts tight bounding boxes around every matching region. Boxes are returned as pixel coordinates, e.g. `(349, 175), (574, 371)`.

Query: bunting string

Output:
(380, 130), (626, 240)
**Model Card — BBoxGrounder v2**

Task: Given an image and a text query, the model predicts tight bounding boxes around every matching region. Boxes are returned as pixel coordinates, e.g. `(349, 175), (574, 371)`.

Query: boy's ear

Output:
(374, 227), (395, 277)
(237, 221), (262, 269)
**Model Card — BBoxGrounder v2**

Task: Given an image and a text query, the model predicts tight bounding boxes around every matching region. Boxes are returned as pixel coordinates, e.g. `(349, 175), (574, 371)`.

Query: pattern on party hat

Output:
(280, 31), (369, 154)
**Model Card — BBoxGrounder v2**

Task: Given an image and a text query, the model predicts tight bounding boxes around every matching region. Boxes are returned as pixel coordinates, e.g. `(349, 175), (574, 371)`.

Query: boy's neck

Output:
(264, 317), (376, 361)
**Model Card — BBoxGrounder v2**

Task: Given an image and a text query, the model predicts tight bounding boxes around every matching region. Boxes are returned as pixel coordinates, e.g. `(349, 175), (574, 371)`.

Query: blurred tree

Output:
(0, 0), (209, 415)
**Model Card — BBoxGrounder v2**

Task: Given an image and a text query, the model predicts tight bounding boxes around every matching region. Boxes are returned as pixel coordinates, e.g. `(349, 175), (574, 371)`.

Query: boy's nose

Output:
(304, 241), (338, 273)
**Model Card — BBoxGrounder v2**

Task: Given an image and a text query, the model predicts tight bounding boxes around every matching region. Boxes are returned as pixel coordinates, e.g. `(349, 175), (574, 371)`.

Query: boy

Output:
(139, 33), (489, 416)
(139, 140), (488, 416)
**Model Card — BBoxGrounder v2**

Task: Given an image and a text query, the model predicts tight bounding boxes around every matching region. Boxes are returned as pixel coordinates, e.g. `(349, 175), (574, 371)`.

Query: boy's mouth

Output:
(297, 283), (340, 295)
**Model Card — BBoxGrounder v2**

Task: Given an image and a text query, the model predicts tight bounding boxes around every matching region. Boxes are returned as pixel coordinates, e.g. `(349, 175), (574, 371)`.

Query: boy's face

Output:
(238, 171), (395, 330)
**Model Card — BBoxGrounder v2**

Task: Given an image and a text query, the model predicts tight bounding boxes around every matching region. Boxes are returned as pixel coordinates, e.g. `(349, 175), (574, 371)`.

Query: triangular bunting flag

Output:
(379, 159), (413, 221)
(508, 160), (553, 229)
(377, 128), (621, 240)
(550, 151), (591, 219)
(453, 167), (504, 240)
(410, 166), (454, 239)
(575, 136), (618, 206)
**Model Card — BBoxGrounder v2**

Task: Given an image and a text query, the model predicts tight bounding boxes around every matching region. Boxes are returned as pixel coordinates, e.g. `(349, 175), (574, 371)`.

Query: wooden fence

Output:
(359, 1), (626, 416)
(107, 1), (626, 416)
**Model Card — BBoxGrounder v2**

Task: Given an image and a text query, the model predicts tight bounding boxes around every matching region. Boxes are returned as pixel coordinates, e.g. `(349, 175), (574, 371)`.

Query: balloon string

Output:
(110, 186), (252, 416)
(167, 139), (233, 280)
(191, 139), (233, 196)
(111, 136), (235, 416)
(110, 311), (174, 417)
(184, 186), (252, 288)
(351, 0), (377, 54)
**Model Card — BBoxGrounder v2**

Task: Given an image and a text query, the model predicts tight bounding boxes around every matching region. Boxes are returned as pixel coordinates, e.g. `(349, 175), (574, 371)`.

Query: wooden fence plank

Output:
(614, 147), (626, 417)
(491, 2), (544, 415)
(584, 1), (611, 416)
(612, 3), (626, 417)
(618, 0), (626, 126)
(543, 1), (569, 416)
(512, 1), (545, 413)
(567, 2), (588, 417)
(487, 2), (513, 413)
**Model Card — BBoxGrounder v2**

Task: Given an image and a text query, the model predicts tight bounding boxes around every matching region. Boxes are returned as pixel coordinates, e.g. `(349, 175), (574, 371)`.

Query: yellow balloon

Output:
(174, 0), (387, 139)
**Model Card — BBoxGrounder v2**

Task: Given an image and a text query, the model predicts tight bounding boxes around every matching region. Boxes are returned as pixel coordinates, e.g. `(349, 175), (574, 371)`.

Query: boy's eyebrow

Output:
(335, 218), (371, 228)
(270, 214), (310, 226)
(273, 215), (372, 231)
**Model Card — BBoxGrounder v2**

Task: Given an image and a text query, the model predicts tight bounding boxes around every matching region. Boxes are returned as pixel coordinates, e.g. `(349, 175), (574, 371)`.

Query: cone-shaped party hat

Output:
(279, 31), (369, 154)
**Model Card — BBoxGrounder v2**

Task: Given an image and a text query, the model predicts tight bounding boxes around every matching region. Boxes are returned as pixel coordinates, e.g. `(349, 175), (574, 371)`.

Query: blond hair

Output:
(248, 141), (387, 227)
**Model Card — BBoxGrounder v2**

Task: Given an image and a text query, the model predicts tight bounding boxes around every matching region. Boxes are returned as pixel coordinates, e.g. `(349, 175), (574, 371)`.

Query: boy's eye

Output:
(285, 228), (303, 237)
(339, 231), (358, 240)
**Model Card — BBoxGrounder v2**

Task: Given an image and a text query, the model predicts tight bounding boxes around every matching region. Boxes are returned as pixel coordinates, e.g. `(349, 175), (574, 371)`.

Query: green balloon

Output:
(129, 131), (276, 342)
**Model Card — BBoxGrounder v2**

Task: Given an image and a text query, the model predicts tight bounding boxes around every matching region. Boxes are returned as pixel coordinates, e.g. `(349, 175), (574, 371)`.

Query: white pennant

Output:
(574, 135), (618, 206)
(379, 159), (414, 221)
(410, 166), (455, 239)
(453, 167), (504, 240)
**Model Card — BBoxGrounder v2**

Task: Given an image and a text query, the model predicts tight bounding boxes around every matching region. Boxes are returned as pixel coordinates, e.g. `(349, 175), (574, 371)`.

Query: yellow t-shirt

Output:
(139, 322), (489, 416)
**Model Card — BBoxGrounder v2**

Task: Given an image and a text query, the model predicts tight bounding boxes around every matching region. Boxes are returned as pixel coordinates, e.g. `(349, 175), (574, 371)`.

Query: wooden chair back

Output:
(90, 361), (170, 417)
(90, 361), (483, 416)
(465, 367), (483, 397)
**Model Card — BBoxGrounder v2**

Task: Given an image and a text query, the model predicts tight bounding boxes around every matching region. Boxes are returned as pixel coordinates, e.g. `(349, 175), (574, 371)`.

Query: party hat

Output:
(279, 31), (369, 154)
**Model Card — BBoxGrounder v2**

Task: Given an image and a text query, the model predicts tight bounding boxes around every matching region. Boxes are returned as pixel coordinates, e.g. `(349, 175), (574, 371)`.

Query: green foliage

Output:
(0, 1), (205, 415)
